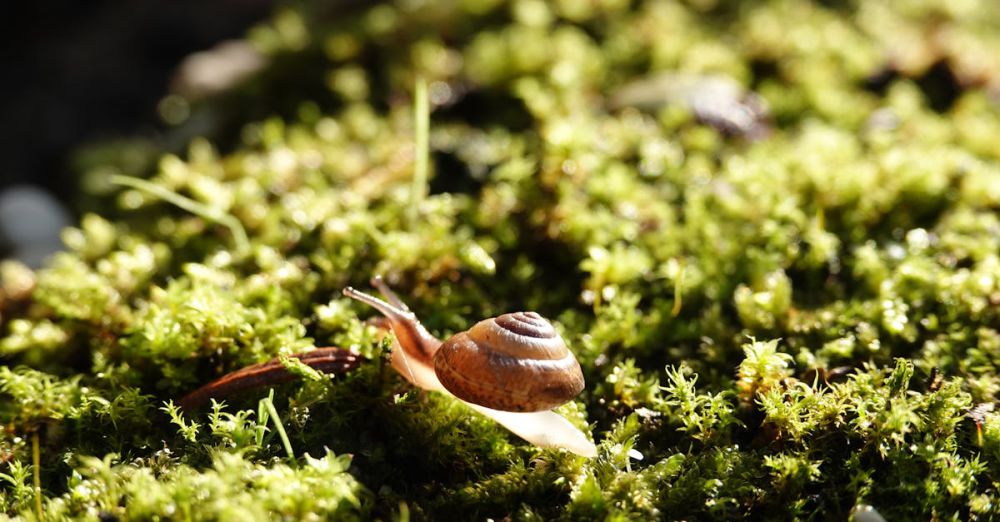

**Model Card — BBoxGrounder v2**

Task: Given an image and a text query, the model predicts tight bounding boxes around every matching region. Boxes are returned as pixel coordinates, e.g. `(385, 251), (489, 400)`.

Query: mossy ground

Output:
(3, 0), (1000, 519)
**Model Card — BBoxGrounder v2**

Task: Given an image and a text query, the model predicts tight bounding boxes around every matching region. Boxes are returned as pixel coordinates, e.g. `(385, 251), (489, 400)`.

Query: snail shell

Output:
(433, 311), (585, 412)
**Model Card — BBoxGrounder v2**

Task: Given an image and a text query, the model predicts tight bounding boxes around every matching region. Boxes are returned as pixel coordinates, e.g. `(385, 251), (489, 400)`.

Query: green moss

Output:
(44, 450), (366, 521)
(2, 0), (1000, 519)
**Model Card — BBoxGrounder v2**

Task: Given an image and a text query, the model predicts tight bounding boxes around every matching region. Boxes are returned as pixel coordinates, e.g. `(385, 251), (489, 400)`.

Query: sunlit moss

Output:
(1, 0), (1000, 519)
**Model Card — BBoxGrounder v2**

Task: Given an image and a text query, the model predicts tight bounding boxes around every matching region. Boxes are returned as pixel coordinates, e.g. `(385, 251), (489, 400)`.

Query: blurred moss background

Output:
(2, 0), (1000, 519)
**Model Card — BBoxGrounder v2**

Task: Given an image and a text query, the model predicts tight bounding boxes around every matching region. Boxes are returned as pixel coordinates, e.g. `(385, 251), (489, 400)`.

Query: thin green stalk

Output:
(109, 174), (251, 259)
(32, 430), (42, 522)
(256, 390), (273, 448)
(261, 393), (296, 466)
(397, 501), (411, 522)
(672, 260), (686, 317)
(409, 75), (429, 223)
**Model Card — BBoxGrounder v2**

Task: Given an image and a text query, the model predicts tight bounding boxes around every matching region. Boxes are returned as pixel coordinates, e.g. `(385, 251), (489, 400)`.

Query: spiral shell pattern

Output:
(433, 312), (585, 412)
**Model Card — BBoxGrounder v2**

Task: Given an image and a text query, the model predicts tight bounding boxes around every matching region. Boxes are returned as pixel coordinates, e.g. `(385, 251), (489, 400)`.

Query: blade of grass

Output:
(261, 392), (296, 466)
(409, 75), (429, 223)
(256, 389), (273, 447)
(109, 174), (250, 259)
(671, 259), (686, 317)
(32, 430), (42, 521)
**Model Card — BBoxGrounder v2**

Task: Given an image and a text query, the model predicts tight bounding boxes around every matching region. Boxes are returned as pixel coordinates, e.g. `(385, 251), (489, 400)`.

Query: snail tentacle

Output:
(343, 285), (444, 391)
(342, 287), (440, 360)
(370, 275), (409, 311)
(342, 286), (410, 324)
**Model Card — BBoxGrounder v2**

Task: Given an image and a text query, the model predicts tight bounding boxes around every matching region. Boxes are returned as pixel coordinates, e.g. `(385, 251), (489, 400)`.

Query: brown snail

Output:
(178, 276), (596, 457)
(343, 276), (596, 457)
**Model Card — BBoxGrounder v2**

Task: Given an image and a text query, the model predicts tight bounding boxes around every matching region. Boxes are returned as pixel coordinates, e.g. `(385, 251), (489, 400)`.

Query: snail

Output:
(178, 276), (597, 458)
(342, 276), (597, 457)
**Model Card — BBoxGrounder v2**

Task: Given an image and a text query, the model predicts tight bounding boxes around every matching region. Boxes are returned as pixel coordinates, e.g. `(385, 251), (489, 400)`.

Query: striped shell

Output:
(433, 312), (585, 412)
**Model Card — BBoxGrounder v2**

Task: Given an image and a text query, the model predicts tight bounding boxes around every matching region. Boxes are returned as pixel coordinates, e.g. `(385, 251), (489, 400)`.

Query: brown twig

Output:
(177, 347), (362, 411)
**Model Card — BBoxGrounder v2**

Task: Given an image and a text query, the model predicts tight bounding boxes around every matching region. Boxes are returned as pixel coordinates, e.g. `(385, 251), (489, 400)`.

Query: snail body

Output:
(343, 278), (595, 457)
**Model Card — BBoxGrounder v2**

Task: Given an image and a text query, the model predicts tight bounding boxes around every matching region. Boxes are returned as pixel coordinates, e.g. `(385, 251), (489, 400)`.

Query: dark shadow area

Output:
(915, 60), (963, 112)
(0, 0), (277, 208)
(863, 59), (964, 112)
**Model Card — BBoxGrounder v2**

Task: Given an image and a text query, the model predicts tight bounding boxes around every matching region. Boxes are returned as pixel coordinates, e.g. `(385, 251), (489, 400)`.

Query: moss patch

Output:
(3, 0), (1000, 519)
